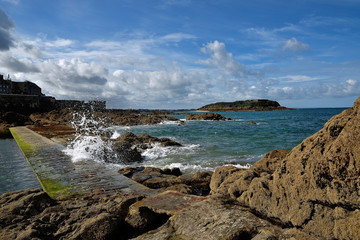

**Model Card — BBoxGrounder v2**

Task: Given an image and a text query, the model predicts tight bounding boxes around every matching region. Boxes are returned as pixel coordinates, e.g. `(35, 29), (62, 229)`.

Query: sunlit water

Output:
(0, 108), (345, 194)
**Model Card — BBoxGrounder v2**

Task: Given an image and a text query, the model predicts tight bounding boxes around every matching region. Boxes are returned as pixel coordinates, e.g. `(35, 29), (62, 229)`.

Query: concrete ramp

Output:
(10, 126), (150, 199)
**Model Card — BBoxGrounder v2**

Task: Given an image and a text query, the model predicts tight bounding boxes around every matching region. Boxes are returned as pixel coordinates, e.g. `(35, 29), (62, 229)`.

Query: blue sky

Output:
(0, 0), (359, 109)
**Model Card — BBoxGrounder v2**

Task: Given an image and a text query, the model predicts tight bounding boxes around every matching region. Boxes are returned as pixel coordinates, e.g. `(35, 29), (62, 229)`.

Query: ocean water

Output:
(0, 108), (345, 194)
(104, 108), (345, 172)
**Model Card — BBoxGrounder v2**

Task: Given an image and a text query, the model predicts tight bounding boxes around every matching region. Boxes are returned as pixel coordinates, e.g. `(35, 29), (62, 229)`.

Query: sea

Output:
(0, 108), (346, 195)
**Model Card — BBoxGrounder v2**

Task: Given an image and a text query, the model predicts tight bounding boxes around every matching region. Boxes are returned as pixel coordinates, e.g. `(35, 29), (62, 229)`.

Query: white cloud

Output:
(282, 38), (309, 52)
(44, 38), (74, 48)
(199, 40), (248, 78)
(278, 75), (319, 83)
(159, 33), (196, 42)
(17, 58), (109, 99)
(0, 52), (39, 72)
(22, 43), (43, 59)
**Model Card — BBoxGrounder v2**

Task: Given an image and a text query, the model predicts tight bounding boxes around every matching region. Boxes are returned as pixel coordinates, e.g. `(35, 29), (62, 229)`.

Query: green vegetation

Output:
(9, 128), (35, 152)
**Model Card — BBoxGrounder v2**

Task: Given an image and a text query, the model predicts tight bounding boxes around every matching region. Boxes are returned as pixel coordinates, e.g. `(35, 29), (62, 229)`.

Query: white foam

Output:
(141, 143), (200, 161)
(110, 130), (121, 139)
(225, 163), (252, 169)
(141, 162), (214, 172)
(62, 111), (117, 163)
(63, 135), (108, 163)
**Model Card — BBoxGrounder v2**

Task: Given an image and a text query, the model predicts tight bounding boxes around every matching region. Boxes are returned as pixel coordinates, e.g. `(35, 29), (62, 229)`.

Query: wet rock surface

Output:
(118, 167), (212, 196)
(114, 132), (182, 150)
(110, 132), (182, 164)
(185, 112), (231, 121)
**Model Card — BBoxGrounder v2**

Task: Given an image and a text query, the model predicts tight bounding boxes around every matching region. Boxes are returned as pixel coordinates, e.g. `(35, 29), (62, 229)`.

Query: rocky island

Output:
(198, 99), (291, 112)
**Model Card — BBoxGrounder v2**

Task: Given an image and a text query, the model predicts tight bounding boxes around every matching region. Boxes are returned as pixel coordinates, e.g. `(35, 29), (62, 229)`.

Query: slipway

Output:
(9, 126), (150, 199)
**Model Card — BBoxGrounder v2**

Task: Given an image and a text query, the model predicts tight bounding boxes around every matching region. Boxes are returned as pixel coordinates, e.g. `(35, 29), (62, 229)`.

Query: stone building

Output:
(0, 74), (42, 96)
(0, 74), (11, 94)
(0, 74), (106, 113)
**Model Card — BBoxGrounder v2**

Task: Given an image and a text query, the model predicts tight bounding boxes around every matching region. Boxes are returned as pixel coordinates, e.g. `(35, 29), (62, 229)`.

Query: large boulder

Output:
(110, 141), (143, 164)
(210, 96), (360, 239)
(116, 132), (182, 150)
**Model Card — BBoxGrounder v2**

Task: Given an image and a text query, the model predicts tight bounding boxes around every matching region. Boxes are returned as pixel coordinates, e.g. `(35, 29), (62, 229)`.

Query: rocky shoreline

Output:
(1, 97), (360, 239)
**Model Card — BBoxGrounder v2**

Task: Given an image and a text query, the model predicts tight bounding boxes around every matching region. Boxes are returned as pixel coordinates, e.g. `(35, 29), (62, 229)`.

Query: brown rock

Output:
(116, 132), (182, 149)
(0, 123), (11, 138)
(0, 188), (144, 240)
(119, 167), (212, 196)
(251, 149), (290, 174)
(133, 196), (284, 240)
(210, 96), (360, 239)
(1, 111), (33, 126)
(185, 112), (231, 121)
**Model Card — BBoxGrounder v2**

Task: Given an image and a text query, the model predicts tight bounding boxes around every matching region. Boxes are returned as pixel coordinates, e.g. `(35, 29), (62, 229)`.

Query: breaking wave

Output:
(62, 112), (117, 163)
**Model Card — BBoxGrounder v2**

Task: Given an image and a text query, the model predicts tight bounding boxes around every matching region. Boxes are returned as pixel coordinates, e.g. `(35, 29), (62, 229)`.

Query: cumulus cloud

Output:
(282, 37), (309, 52)
(199, 40), (248, 78)
(27, 58), (109, 98)
(0, 7), (16, 51)
(22, 43), (43, 59)
(0, 53), (39, 72)
(111, 64), (192, 106)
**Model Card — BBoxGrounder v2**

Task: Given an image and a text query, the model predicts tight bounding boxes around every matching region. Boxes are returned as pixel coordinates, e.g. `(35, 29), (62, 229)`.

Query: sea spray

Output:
(63, 111), (118, 163)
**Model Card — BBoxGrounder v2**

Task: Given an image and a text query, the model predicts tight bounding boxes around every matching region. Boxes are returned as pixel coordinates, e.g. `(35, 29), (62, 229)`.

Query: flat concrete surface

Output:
(10, 126), (151, 199)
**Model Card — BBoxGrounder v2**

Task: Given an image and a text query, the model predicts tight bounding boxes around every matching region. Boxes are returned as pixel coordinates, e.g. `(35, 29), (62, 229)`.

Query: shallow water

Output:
(0, 138), (41, 194)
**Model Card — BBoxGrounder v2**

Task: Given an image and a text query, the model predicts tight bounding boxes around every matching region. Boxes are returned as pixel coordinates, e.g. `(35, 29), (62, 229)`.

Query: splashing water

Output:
(62, 111), (118, 163)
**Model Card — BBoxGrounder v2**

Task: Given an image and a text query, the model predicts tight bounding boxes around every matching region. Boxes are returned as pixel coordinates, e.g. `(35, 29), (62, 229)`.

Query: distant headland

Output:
(197, 99), (292, 112)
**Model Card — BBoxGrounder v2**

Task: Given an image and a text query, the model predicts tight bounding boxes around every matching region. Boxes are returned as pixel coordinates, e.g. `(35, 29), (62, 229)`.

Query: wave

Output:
(141, 143), (200, 161)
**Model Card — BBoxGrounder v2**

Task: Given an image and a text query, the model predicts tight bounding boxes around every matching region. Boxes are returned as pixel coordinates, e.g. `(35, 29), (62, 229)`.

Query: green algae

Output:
(10, 128), (35, 153)
(10, 127), (77, 199)
(38, 176), (77, 199)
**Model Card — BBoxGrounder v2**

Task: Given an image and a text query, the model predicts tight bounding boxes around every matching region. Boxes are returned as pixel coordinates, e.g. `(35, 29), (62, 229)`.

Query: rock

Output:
(185, 112), (231, 121)
(29, 108), (179, 127)
(210, 96), (360, 239)
(210, 165), (246, 195)
(1, 111), (33, 126)
(0, 188), (145, 240)
(110, 141), (143, 164)
(115, 132), (182, 149)
(248, 121), (256, 125)
(110, 132), (182, 164)
(30, 109), (74, 126)
(119, 167), (212, 196)
(133, 196), (284, 240)
(251, 149), (290, 174)
(0, 123), (11, 138)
